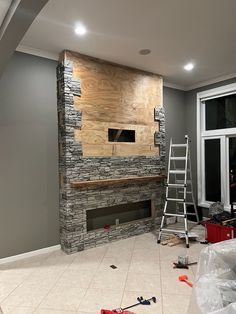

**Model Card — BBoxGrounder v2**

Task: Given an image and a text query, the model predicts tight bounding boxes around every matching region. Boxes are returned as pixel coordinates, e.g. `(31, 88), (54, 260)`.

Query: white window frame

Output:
(197, 83), (236, 210)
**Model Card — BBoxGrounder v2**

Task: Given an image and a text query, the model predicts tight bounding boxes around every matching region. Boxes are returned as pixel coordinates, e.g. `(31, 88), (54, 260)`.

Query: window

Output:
(204, 139), (221, 202)
(205, 94), (236, 130)
(197, 83), (236, 210)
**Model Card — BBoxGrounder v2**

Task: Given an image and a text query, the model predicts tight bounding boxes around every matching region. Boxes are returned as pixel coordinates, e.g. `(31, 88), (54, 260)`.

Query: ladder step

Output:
(170, 169), (190, 172)
(171, 144), (187, 148)
(167, 183), (185, 188)
(176, 180), (192, 184)
(166, 197), (185, 202)
(160, 228), (187, 234)
(158, 136), (199, 248)
(177, 201), (194, 205)
(169, 170), (185, 174)
(170, 157), (186, 160)
(165, 213), (185, 218)
(178, 191), (192, 194)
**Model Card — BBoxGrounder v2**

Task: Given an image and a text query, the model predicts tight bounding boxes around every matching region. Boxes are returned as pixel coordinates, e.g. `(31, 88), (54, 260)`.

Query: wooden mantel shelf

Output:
(71, 175), (165, 189)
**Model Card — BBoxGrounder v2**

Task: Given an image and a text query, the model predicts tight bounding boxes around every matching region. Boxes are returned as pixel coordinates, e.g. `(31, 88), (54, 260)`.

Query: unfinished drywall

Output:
(68, 51), (163, 157)
(0, 52), (59, 258)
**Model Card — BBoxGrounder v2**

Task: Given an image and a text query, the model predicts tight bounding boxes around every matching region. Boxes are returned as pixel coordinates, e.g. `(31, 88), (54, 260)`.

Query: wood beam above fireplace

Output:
(71, 175), (165, 189)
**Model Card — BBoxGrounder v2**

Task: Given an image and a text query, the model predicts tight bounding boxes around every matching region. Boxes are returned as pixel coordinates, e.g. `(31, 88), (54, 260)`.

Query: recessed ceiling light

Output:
(74, 24), (87, 36)
(184, 63), (194, 71)
(139, 49), (151, 55)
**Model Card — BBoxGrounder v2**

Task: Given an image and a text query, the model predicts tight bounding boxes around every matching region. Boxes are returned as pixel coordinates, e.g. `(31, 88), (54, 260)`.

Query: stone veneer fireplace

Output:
(57, 50), (166, 254)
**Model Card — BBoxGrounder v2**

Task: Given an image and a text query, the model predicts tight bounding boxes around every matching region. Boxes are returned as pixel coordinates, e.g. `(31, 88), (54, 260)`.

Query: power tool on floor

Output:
(101, 296), (157, 314)
(100, 311), (135, 314)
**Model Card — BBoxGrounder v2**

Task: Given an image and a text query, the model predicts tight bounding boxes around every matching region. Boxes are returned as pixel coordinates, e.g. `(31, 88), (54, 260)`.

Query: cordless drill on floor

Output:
(101, 296), (157, 314)
(100, 310), (135, 314)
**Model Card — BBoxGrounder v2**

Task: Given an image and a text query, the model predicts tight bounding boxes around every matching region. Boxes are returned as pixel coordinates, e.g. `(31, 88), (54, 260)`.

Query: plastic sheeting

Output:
(188, 239), (236, 314)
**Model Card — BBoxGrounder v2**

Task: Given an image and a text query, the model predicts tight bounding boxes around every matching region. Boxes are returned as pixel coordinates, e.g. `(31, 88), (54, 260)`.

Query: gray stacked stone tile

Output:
(154, 107), (166, 164)
(57, 55), (166, 254)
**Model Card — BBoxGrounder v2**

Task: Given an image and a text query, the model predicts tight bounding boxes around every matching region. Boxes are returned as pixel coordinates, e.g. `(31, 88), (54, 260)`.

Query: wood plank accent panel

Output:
(71, 175), (165, 189)
(74, 121), (160, 156)
(65, 51), (163, 157)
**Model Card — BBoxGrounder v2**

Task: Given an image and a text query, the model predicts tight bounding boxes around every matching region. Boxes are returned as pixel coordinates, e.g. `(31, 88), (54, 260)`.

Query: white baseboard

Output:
(0, 244), (61, 265)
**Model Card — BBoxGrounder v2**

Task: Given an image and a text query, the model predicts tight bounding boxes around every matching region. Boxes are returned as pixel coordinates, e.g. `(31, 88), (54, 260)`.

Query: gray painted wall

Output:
(185, 78), (236, 200)
(164, 86), (186, 158)
(0, 52), (59, 258)
(163, 87), (186, 208)
(0, 51), (204, 258)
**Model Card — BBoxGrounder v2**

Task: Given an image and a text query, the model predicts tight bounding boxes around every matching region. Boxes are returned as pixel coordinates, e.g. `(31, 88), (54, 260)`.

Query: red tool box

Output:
(205, 222), (236, 243)
(204, 205), (236, 243)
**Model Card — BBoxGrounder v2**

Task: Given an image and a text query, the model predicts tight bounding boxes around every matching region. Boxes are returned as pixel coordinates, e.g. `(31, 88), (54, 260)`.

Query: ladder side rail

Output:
(171, 143), (179, 219)
(157, 201), (168, 243)
(183, 136), (190, 248)
(188, 142), (200, 223)
(183, 202), (189, 247)
(165, 138), (173, 204)
(157, 135), (197, 248)
(183, 135), (189, 200)
(166, 138), (173, 185)
(173, 145), (188, 215)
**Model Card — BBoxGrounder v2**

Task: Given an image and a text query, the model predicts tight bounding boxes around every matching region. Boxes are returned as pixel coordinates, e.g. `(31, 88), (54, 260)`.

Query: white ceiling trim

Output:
(163, 81), (186, 91)
(15, 45), (236, 92)
(16, 44), (59, 61)
(16, 45), (188, 90)
(187, 73), (236, 91)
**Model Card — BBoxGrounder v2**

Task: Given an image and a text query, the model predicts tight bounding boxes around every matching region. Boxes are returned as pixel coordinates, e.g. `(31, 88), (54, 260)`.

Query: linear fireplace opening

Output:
(87, 200), (152, 231)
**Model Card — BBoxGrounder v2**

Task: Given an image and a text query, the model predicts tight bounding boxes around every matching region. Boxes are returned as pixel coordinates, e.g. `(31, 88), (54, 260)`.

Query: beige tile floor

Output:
(0, 225), (205, 314)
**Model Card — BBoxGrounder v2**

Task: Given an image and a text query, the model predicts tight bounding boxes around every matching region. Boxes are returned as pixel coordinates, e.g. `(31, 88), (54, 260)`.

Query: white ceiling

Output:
(0, 0), (12, 26)
(20, 0), (236, 89)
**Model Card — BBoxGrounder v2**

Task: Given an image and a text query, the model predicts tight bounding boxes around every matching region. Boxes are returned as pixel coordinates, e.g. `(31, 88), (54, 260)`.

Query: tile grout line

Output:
(32, 251), (78, 313)
(1, 234), (201, 313)
(158, 238), (164, 314)
(76, 237), (137, 312)
(75, 243), (110, 313)
(119, 236), (136, 309)
(0, 251), (55, 308)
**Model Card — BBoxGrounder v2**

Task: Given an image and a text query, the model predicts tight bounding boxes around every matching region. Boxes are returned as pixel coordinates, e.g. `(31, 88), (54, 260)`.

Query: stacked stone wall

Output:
(57, 55), (166, 254)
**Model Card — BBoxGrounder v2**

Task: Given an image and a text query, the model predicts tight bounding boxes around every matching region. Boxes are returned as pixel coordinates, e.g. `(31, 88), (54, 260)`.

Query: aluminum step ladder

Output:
(157, 135), (199, 248)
